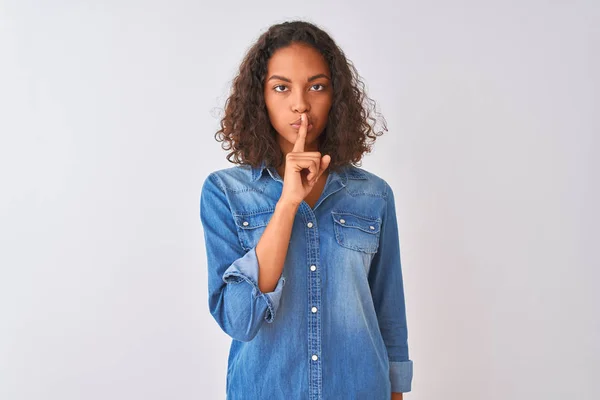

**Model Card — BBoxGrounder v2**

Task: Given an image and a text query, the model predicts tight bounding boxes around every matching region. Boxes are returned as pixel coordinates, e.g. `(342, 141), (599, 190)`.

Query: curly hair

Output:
(214, 20), (387, 173)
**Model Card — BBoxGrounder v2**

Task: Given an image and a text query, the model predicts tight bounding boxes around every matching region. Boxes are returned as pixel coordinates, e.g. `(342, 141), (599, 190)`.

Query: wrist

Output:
(276, 198), (301, 212)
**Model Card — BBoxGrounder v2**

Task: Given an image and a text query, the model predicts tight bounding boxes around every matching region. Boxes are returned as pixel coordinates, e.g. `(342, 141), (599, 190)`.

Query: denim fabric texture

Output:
(199, 160), (413, 400)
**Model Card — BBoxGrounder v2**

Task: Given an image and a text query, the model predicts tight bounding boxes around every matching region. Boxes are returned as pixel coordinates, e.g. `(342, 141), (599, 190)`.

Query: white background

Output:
(1, 1), (598, 399)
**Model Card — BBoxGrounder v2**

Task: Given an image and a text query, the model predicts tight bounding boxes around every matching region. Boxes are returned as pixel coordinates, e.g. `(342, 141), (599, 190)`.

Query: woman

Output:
(200, 20), (413, 400)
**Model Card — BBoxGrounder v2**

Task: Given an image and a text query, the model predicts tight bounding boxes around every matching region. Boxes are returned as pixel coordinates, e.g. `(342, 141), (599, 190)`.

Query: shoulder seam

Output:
(383, 180), (391, 200)
(208, 172), (227, 193)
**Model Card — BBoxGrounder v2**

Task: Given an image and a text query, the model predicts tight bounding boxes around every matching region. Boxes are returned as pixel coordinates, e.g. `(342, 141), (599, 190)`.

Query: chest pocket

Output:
(233, 208), (275, 251)
(332, 211), (381, 254)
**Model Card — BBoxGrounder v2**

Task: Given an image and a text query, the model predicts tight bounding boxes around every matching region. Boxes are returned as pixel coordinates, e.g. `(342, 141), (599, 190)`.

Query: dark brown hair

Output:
(214, 20), (387, 172)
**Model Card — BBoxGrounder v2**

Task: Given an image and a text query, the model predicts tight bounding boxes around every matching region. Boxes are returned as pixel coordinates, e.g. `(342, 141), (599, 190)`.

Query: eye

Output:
(310, 84), (326, 91)
(273, 85), (288, 93)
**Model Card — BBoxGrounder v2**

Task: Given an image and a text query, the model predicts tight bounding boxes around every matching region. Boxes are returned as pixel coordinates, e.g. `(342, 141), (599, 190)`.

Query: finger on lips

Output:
(290, 113), (325, 186)
(291, 113), (308, 153)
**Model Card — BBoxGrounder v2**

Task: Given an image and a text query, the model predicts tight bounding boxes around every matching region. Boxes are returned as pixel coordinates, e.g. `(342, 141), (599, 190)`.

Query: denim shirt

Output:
(199, 160), (413, 400)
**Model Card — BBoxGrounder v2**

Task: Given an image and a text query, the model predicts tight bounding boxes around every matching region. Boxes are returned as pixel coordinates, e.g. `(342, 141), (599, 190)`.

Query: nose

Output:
(291, 90), (310, 113)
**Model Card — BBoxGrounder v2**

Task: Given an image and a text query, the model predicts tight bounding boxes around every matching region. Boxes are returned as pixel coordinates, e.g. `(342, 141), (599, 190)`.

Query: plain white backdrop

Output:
(1, 1), (598, 399)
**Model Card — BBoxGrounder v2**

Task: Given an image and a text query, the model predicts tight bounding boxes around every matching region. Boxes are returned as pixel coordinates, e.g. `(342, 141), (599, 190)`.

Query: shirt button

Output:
(312, 355), (318, 361)
(307, 222), (313, 228)
(369, 225), (375, 230)
(311, 307), (317, 313)
(242, 221), (249, 226)
(340, 219), (345, 224)
(310, 265), (316, 271)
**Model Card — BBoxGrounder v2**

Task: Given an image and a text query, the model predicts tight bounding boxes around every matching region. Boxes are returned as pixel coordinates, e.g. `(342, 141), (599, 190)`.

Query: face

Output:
(263, 42), (333, 154)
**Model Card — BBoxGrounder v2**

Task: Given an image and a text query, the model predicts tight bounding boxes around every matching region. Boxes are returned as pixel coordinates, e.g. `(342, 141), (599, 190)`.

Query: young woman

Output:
(200, 20), (413, 400)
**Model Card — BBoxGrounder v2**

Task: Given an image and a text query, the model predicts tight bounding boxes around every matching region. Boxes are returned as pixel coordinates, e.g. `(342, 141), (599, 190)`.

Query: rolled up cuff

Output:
(222, 246), (286, 323)
(390, 359), (413, 393)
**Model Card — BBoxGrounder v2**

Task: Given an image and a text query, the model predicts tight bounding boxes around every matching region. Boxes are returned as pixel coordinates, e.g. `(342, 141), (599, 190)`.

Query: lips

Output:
(290, 121), (313, 131)
(290, 116), (312, 126)
(290, 117), (313, 131)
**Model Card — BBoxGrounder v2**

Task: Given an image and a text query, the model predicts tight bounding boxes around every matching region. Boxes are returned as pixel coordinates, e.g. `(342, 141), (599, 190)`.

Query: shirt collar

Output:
(250, 159), (367, 184)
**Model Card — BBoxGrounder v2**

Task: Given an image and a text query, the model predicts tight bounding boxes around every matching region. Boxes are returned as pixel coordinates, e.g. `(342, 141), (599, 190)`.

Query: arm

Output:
(199, 173), (297, 342)
(368, 182), (413, 393)
(392, 393), (404, 400)
(255, 200), (300, 293)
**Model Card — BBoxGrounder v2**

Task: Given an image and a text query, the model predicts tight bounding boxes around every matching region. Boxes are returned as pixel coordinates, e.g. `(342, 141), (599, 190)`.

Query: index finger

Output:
(291, 113), (308, 153)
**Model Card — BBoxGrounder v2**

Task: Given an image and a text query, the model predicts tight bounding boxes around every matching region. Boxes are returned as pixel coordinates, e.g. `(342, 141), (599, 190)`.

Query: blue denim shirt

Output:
(199, 160), (413, 399)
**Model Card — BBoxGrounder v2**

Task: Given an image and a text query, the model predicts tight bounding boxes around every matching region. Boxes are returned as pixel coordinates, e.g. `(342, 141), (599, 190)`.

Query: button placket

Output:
(301, 206), (322, 400)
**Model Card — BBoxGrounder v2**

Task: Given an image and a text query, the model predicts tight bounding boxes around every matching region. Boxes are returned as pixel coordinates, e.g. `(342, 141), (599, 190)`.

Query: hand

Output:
(279, 113), (331, 206)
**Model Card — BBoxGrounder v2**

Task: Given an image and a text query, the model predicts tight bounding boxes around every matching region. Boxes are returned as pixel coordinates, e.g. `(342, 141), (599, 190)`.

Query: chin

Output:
(276, 126), (323, 148)
(288, 133), (311, 144)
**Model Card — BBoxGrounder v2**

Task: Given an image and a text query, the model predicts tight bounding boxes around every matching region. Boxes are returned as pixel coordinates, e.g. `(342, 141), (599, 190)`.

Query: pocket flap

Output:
(233, 209), (274, 229)
(331, 211), (381, 234)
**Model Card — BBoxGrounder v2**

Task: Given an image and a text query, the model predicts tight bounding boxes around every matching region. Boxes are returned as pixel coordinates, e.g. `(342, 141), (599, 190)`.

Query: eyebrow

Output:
(267, 73), (331, 83)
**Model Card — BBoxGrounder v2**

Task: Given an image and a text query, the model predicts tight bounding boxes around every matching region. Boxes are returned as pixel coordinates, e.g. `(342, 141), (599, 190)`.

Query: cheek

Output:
(314, 97), (333, 120)
(314, 92), (332, 108)
(264, 97), (285, 124)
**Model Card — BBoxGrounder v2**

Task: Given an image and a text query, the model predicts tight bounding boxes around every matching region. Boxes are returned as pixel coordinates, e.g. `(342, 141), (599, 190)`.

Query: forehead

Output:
(266, 42), (330, 76)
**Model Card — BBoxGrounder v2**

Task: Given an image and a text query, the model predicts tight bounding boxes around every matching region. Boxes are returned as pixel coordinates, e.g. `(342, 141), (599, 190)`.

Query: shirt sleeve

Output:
(367, 182), (414, 393)
(199, 172), (286, 342)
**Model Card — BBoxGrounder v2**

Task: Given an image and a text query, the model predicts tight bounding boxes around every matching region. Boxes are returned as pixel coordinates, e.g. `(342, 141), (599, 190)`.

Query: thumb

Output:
(312, 155), (331, 185)
(320, 154), (331, 172)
